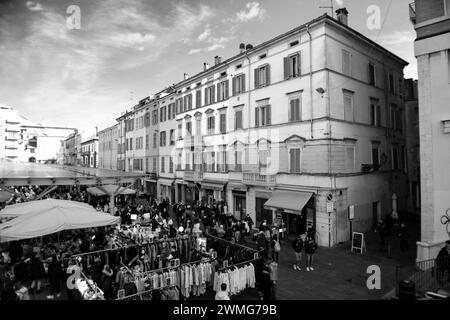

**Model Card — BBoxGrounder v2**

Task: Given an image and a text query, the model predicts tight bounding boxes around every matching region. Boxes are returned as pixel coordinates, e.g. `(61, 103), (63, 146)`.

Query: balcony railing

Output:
(184, 170), (203, 181)
(243, 172), (276, 186)
(409, 2), (416, 24)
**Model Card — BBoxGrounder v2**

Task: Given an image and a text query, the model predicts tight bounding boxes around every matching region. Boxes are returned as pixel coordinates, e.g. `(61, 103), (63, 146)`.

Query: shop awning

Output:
(201, 180), (226, 190)
(264, 190), (313, 213)
(175, 179), (187, 185)
(186, 182), (197, 189)
(158, 178), (174, 186)
(144, 179), (157, 183)
(228, 181), (247, 192)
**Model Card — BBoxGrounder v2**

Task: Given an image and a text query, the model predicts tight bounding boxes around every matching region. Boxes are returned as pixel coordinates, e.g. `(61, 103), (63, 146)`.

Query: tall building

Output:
(109, 10), (411, 247)
(80, 136), (99, 168)
(409, 0), (450, 260)
(98, 124), (119, 170)
(404, 79), (420, 217)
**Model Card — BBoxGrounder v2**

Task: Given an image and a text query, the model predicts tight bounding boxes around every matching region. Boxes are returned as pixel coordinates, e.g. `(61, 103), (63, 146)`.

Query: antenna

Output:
(319, 0), (334, 18)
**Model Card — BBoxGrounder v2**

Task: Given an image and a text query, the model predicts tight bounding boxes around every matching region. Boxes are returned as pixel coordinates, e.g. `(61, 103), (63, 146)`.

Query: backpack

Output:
(274, 240), (281, 252)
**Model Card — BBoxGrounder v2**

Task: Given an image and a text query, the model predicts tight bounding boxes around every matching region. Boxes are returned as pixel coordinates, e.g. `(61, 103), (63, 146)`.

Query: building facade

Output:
(410, 0), (450, 260)
(80, 136), (99, 168)
(105, 10), (412, 247)
(404, 79), (420, 217)
(98, 124), (119, 170)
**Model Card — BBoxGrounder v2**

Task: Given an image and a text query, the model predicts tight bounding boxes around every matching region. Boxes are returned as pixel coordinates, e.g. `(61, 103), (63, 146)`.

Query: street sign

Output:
(327, 201), (334, 213)
(348, 205), (355, 220)
(351, 232), (365, 254)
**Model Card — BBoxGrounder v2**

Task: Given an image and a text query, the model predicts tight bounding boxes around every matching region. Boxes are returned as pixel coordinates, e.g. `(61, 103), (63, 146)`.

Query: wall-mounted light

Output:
(442, 120), (450, 134)
(316, 87), (326, 95)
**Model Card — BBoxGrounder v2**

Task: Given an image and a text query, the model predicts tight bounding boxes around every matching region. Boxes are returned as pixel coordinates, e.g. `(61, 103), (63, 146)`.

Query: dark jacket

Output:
(292, 238), (303, 253)
(304, 238), (317, 255)
(47, 261), (63, 284)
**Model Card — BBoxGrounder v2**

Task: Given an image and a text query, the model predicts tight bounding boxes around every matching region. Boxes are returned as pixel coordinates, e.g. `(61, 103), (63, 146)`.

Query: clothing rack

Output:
(206, 234), (257, 252)
(218, 257), (258, 272)
(140, 257), (213, 277)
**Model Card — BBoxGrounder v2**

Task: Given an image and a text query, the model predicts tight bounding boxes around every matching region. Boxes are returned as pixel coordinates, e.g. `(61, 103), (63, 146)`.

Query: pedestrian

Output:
(377, 219), (387, 249)
(304, 235), (317, 271)
(292, 234), (303, 270)
(46, 254), (62, 299)
(271, 234), (281, 263)
(29, 255), (45, 296)
(268, 259), (278, 300)
(215, 283), (230, 300)
(398, 223), (409, 252)
(100, 264), (114, 300)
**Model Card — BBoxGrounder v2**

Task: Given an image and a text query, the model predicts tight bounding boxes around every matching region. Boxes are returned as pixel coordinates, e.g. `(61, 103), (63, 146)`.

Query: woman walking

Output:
(271, 234), (281, 263)
(46, 255), (63, 299)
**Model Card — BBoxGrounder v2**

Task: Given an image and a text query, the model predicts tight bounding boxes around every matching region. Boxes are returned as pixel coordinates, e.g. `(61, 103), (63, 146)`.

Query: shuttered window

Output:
(343, 90), (354, 122)
(255, 105), (271, 127)
(207, 116), (215, 135)
(342, 50), (351, 76)
(289, 98), (301, 122)
(284, 53), (301, 79)
(289, 148), (301, 173)
(232, 74), (245, 95)
(220, 113), (226, 133)
(255, 65), (270, 88)
(217, 80), (229, 101)
(235, 110), (243, 130)
(196, 90), (201, 108)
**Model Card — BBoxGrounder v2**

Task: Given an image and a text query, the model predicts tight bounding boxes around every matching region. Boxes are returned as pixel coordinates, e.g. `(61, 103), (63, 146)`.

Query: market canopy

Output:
(86, 184), (136, 197)
(264, 190), (313, 213)
(0, 199), (120, 242)
(0, 161), (149, 187)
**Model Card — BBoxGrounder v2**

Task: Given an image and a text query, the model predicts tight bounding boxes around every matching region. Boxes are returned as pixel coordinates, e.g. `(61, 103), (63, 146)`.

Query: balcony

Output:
(409, 2), (416, 24)
(184, 170), (203, 181)
(243, 172), (276, 186)
(183, 135), (204, 148)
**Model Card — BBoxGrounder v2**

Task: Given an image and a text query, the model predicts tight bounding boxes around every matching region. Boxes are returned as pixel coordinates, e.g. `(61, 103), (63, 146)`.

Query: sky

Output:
(0, 0), (417, 132)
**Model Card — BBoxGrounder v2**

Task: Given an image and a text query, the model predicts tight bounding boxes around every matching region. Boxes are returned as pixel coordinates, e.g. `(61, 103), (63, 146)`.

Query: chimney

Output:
(335, 8), (349, 26)
(203, 62), (210, 71)
(95, 126), (98, 136)
(184, 73), (189, 80)
(245, 44), (253, 50)
(239, 43), (246, 53)
(214, 56), (222, 65)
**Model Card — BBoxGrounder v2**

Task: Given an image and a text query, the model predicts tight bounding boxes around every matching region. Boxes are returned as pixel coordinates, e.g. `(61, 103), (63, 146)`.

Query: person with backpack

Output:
(271, 234), (281, 263)
(305, 235), (317, 271)
(292, 234), (303, 270)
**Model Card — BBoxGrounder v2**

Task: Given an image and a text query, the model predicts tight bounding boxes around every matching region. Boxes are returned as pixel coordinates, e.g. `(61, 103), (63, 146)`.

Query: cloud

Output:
(198, 25), (211, 41)
(189, 25), (235, 55)
(235, 2), (267, 23)
(335, 0), (344, 6)
(26, 1), (43, 11)
(377, 30), (416, 46)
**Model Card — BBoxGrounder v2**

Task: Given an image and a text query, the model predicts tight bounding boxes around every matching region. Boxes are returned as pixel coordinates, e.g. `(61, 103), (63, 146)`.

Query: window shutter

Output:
(284, 57), (289, 79)
(266, 65), (271, 85)
(211, 86), (215, 103)
(376, 105), (381, 126)
(196, 90), (201, 108)
(217, 83), (221, 102)
(289, 100), (294, 122)
(254, 69), (259, 88)
(267, 105), (271, 125)
(297, 53), (301, 76)
(204, 88), (208, 105)
(241, 74), (246, 92)
(289, 149), (294, 172)
(225, 80), (229, 99)
(255, 107), (259, 127)
(232, 77), (236, 95)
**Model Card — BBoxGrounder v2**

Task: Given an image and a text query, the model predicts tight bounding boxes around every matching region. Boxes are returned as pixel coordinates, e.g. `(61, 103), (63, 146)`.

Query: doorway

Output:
(372, 201), (380, 230)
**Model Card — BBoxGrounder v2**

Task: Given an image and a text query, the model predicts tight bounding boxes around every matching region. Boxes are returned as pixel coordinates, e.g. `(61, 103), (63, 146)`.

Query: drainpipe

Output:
(307, 24), (314, 139)
(245, 51), (252, 143)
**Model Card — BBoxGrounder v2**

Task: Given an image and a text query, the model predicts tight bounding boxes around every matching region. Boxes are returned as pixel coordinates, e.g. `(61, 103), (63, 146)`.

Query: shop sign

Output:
(326, 202), (334, 213)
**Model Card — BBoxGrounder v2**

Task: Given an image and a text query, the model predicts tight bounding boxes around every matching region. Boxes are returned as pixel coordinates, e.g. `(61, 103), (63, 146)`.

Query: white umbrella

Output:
(0, 199), (120, 242)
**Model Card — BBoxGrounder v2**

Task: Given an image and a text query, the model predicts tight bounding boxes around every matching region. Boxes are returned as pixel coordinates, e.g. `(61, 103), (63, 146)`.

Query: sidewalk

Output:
(274, 217), (419, 300)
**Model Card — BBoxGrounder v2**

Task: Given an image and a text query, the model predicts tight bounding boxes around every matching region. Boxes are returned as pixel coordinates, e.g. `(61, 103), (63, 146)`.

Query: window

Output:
(392, 146), (399, 170)
(176, 98), (183, 114)
(183, 94), (192, 111)
(206, 151), (216, 172)
(345, 146), (355, 172)
(258, 142), (270, 168)
(343, 90), (354, 122)
(153, 157), (157, 172)
(219, 113), (226, 134)
(177, 123), (183, 139)
(255, 65), (270, 88)
(370, 99), (381, 127)
(207, 115), (215, 135)
(284, 53), (301, 79)
(129, 138), (133, 150)
(195, 118), (201, 136)
(161, 157), (165, 173)
(160, 131), (166, 147)
(259, 53), (267, 59)
(235, 109), (243, 130)
(169, 157), (174, 173)
(255, 104), (271, 127)
(290, 40), (299, 47)
(170, 129), (175, 145)
(368, 63), (376, 86)
(168, 103), (174, 120)
(145, 134), (149, 149)
(186, 121), (192, 136)
(153, 133), (157, 148)
(217, 80), (229, 102)
(152, 110), (158, 124)
(289, 97), (301, 122)
(235, 148), (242, 171)
(371, 142), (380, 171)
(289, 148), (301, 173)
(217, 148), (227, 172)
(144, 112), (151, 127)
(232, 74), (245, 95)
(204, 86), (215, 105)
(196, 90), (201, 108)
(389, 73), (395, 94)
(342, 50), (351, 76)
